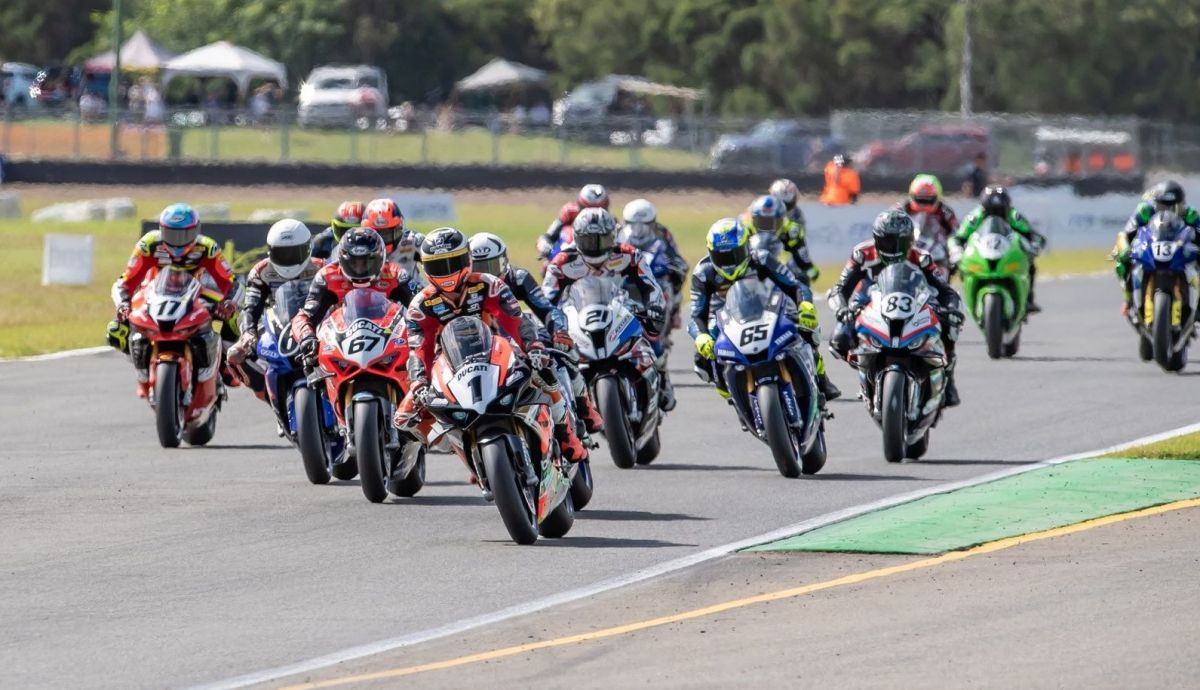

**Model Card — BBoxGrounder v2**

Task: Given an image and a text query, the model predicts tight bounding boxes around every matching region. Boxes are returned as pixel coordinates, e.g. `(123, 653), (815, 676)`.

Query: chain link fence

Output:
(1, 103), (1190, 178)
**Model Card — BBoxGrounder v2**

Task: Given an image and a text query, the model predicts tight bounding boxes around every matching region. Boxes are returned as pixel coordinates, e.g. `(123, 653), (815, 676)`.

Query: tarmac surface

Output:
(1, 274), (1196, 689)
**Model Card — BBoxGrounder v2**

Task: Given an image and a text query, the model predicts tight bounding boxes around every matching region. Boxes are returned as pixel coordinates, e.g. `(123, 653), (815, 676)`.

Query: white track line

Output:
(0, 345), (112, 363)
(188, 419), (1200, 690)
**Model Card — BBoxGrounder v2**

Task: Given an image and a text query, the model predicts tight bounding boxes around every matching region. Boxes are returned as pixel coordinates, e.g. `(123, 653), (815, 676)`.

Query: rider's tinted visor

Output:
(710, 244), (747, 271)
(423, 251), (470, 278)
(161, 227), (197, 248)
(269, 243), (309, 269)
(576, 232), (614, 257)
(342, 252), (384, 283)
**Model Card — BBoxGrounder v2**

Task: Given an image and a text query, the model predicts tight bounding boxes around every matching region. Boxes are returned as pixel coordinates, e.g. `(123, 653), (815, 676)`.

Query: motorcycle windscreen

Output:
(341, 289), (392, 323)
(148, 267), (200, 324)
(271, 281), (311, 325)
(154, 265), (199, 298)
(978, 216), (1012, 238)
(720, 276), (779, 324)
(565, 276), (622, 314)
(439, 316), (494, 369)
(874, 263), (928, 300)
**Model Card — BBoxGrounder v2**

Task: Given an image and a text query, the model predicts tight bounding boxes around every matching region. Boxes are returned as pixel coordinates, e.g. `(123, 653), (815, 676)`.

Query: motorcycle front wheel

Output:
(154, 361), (184, 448)
(880, 369), (907, 463)
(596, 376), (636, 469)
(758, 383), (801, 478)
(295, 386), (332, 485)
(354, 399), (388, 503)
(481, 440), (538, 545)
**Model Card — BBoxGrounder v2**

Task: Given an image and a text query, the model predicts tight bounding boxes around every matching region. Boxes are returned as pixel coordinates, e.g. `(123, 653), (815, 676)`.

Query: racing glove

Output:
(943, 310), (965, 328)
(298, 335), (319, 369)
(213, 299), (238, 321)
(115, 302), (131, 322)
(695, 333), (715, 360)
(551, 329), (575, 351)
(527, 342), (552, 371)
(836, 306), (860, 324)
(536, 235), (554, 259)
(227, 332), (256, 365)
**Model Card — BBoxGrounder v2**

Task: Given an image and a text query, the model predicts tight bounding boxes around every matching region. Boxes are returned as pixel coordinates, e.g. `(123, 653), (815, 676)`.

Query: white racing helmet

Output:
(621, 198), (657, 246)
(469, 232), (509, 277)
(266, 219), (312, 279)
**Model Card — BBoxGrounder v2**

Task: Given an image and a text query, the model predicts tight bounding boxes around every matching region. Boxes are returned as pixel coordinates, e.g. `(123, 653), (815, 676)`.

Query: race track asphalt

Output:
(0, 274), (1194, 689)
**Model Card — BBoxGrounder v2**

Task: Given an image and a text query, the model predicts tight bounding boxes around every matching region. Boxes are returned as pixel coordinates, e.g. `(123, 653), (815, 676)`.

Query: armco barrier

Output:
(5, 158), (1142, 196)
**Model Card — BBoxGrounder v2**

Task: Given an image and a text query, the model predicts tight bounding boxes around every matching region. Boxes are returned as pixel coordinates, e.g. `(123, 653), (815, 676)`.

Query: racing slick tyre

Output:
(482, 440), (538, 545)
(154, 361), (184, 448)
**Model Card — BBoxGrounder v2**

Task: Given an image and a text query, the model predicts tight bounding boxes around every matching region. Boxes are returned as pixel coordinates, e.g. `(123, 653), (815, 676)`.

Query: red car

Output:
(855, 125), (988, 175)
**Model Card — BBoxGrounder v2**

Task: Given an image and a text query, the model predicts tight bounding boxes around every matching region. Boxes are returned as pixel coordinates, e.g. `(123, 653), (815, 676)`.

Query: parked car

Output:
(297, 65), (388, 128)
(2, 62), (39, 107)
(708, 119), (842, 171)
(855, 125), (988, 175)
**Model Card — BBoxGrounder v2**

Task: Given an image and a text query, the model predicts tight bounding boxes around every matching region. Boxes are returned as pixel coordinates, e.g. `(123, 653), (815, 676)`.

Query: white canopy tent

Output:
(162, 41), (287, 96)
(455, 58), (547, 93)
(85, 30), (176, 72)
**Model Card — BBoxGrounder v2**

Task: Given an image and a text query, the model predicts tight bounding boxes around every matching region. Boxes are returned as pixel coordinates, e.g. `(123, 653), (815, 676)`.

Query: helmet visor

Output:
(622, 221), (655, 247)
(876, 233), (912, 261)
(423, 251), (470, 279)
(710, 244), (748, 271)
(752, 215), (779, 233)
(269, 243), (309, 270)
(161, 227), (197, 248)
(911, 195), (938, 207)
(342, 252), (383, 282)
(471, 255), (506, 277)
(576, 232), (614, 257)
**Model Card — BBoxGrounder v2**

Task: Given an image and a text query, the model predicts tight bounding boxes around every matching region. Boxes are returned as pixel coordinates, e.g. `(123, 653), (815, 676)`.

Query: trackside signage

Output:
(42, 234), (95, 286)
(384, 192), (457, 222)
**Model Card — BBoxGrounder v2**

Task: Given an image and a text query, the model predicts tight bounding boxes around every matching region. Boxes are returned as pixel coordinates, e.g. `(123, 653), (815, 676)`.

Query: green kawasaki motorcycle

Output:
(957, 217), (1032, 359)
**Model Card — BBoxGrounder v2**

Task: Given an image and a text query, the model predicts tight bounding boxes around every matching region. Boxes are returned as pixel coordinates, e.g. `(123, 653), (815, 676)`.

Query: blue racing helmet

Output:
(749, 194), (785, 233)
(158, 203), (200, 256)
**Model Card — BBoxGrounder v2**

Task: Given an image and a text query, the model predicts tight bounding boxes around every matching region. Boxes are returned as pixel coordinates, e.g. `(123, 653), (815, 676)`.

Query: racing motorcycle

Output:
(311, 289), (423, 503)
(127, 266), (222, 448)
(848, 263), (947, 462)
(713, 277), (826, 477)
(911, 210), (952, 276)
(617, 224), (683, 332)
(957, 216), (1032, 359)
(1128, 217), (1199, 372)
(561, 276), (664, 469)
(424, 316), (575, 545)
(246, 281), (351, 484)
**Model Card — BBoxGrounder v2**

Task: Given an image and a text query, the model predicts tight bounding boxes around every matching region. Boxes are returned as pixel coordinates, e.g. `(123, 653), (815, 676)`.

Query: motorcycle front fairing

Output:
(1131, 225), (1199, 338)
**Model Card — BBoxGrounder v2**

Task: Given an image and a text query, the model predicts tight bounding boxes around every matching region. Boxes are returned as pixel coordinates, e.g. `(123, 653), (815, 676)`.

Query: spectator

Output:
(820, 154), (861, 206)
(79, 91), (106, 121)
(1063, 148), (1083, 176)
(965, 152), (988, 197)
(250, 84), (271, 124)
(143, 80), (164, 124)
(529, 101), (550, 127)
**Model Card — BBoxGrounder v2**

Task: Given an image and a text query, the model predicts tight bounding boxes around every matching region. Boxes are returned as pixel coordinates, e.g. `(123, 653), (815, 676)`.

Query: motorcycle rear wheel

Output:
(354, 400), (388, 503)
(538, 491), (575, 539)
(1138, 334), (1153, 362)
(881, 370), (907, 463)
(387, 446), (426, 497)
(183, 410), (217, 446)
(906, 430), (929, 460)
(758, 384), (801, 478)
(635, 428), (661, 465)
(801, 429), (827, 475)
(482, 441), (538, 545)
(154, 361), (184, 448)
(569, 459), (593, 510)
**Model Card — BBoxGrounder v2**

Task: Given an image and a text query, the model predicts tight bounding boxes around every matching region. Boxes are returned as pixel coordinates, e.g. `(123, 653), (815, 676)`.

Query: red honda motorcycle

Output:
(310, 289), (422, 503)
(128, 266), (223, 448)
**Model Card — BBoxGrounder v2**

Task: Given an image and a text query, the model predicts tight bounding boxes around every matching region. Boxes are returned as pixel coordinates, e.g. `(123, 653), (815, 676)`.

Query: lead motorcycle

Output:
(127, 266), (222, 448)
(560, 276), (664, 469)
(848, 263), (948, 462)
(1128, 214), (1199, 372)
(248, 281), (352, 484)
(713, 277), (826, 477)
(424, 316), (575, 545)
(311, 289), (424, 503)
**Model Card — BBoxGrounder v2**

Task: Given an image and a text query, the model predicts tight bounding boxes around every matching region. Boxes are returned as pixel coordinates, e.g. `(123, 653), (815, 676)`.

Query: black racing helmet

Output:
(337, 227), (386, 286)
(1151, 180), (1185, 214)
(872, 209), (915, 265)
(980, 185), (1012, 217)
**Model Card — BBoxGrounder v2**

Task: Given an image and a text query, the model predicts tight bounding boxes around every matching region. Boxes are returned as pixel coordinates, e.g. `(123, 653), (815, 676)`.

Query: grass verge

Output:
(1103, 431), (1200, 461)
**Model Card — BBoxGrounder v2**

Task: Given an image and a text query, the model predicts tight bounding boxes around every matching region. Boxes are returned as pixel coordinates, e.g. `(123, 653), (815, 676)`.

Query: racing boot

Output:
(555, 421), (588, 463)
(943, 370), (961, 407)
(815, 353), (841, 401)
(658, 368), (677, 412)
(576, 395), (604, 433)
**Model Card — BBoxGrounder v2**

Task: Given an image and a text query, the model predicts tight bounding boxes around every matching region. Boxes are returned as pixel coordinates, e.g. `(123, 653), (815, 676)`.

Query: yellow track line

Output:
(276, 497), (1200, 690)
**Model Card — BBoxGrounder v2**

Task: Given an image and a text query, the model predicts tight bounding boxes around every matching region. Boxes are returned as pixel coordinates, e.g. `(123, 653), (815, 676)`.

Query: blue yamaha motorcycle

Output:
(713, 277), (826, 477)
(1129, 215), (1198, 372)
(252, 282), (350, 483)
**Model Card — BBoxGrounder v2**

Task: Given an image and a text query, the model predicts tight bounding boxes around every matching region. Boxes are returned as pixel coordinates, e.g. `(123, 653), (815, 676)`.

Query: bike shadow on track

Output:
(915, 458), (1035, 466)
(576, 509), (709, 522)
(813, 472), (924, 481)
(508, 536), (699, 549)
(638, 463), (771, 472)
(188, 443), (292, 450)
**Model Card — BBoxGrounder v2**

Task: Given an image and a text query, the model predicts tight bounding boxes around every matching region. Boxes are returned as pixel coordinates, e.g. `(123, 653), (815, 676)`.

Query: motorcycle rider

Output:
(469, 231), (605, 434)
(620, 198), (689, 327)
(310, 201), (365, 260)
(897, 173), (959, 238)
(396, 228), (588, 462)
(829, 209), (965, 406)
(361, 197), (426, 281)
(227, 219), (325, 398)
(1113, 180), (1200, 313)
(536, 183), (610, 260)
(951, 185), (1046, 312)
(689, 217), (841, 404)
(745, 194), (820, 283)
(107, 203), (240, 398)
(290, 227), (423, 357)
(543, 207), (676, 411)
(769, 178), (806, 225)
